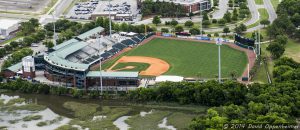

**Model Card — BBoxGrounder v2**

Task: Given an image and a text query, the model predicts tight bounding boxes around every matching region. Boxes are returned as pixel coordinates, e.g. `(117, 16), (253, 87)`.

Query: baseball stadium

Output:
(3, 26), (256, 90)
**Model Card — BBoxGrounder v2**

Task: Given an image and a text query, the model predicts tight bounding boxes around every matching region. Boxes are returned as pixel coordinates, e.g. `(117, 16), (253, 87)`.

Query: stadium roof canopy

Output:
(44, 26), (104, 71)
(77, 27), (104, 40)
(6, 62), (22, 72)
(87, 71), (139, 78)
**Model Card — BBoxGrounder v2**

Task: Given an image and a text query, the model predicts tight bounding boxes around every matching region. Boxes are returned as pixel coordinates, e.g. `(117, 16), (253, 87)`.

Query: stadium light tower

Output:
(108, 0), (112, 38)
(199, 5), (203, 36)
(255, 29), (261, 56)
(98, 36), (103, 95)
(52, 11), (57, 49)
(216, 38), (222, 83)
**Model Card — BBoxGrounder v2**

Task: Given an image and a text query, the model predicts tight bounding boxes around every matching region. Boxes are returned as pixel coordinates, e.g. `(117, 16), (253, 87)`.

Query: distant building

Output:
(0, 19), (20, 37)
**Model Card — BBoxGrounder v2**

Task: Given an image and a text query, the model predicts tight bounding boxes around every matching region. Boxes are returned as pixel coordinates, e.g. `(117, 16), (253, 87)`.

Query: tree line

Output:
(44, 17), (155, 45)
(189, 57), (300, 129)
(141, 0), (186, 17)
(266, 0), (300, 59)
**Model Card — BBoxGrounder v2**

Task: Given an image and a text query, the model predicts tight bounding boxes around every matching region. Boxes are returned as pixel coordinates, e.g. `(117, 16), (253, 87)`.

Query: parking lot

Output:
(66, 0), (99, 20)
(66, 0), (141, 22)
(0, 0), (51, 12)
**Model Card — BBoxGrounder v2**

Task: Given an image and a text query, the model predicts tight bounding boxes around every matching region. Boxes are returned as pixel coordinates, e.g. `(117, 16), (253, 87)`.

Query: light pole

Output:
(108, 0), (112, 38)
(52, 11), (57, 50)
(216, 38), (222, 83)
(98, 36), (103, 95)
(199, 5), (203, 37)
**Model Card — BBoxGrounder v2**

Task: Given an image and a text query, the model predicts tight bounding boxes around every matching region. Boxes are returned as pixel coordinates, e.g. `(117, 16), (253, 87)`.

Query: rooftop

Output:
(0, 19), (21, 30)
(45, 26), (104, 71)
(6, 62), (22, 72)
(152, 0), (210, 5)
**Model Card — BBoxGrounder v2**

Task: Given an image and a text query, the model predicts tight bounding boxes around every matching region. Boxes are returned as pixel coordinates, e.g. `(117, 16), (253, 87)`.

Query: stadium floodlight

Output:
(254, 29), (261, 56)
(199, 5), (203, 37)
(109, 0), (112, 38)
(98, 36), (103, 95)
(216, 38), (223, 83)
(52, 11), (57, 50)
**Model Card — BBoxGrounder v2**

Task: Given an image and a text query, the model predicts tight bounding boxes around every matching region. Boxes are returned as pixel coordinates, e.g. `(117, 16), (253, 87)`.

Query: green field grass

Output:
(255, 0), (264, 5)
(284, 40), (300, 62)
(103, 38), (248, 78)
(111, 62), (150, 72)
(271, 0), (280, 10)
(126, 110), (171, 130)
(167, 112), (196, 130)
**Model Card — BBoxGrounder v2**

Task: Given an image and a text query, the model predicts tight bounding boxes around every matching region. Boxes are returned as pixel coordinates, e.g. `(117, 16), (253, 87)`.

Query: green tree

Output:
(184, 20), (194, 28)
(161, 28), (169, 33)
(152, 16), (161, 26)
(202, 20), (211, 28)
(189, 28), (200, 35)
(267, 42), (285, 59)
(260, 19), (270, 27)
(170, 19), (179, 26)
(223, 27), (230, 35)
(223, 11), (232, 23)
(175, 25), (184, 32)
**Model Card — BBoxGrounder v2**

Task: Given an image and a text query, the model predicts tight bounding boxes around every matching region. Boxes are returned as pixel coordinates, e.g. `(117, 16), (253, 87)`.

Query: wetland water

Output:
(1, 92), (204, 130)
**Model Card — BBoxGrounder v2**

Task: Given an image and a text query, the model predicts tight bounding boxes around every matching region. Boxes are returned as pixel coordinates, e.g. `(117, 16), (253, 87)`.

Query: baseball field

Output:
(103, 38), (248, 78)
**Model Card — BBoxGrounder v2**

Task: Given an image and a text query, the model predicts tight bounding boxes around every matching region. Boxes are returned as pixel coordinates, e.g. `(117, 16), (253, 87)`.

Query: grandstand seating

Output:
(132, 37), (140, 43)
(121, 39), (136, 46)
(112, 43), (127, 50)
(101, 52), (111, 59)
(137, 34), (145, 40)
(107, 48), (119, 55)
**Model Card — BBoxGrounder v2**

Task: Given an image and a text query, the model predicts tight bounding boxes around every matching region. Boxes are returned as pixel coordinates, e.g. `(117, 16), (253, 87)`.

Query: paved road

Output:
(212, 0), (229, 19)
(40, 0), (73, 25)
(264, 0), (277, 22)
(246, 0), (277, 32)
(244, 0), (260, 26)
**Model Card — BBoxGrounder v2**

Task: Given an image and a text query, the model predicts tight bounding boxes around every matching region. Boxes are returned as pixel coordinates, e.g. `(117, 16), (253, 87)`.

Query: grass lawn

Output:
(0, 36), (23, 45)
(111, 62), (150, 72)
(104, 38), (248, 78)
(167, 112), (197, 130)
(270, 0), (280, 10)
(243, 29), (267, 41)
(126, 110), (171, 130)
(247, 8), (269, 29)
(252, 43), (274, 83)
(284, 40), (300, 62)
(255, 0), (264, 5)
(60, 102), (132, 130)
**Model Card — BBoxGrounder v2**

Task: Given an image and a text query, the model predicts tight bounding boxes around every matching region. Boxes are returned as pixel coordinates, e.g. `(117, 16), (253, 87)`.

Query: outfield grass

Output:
(104, 38), (248, 78)
(255, 0), (264, 5)
(111, 62), (150, 72)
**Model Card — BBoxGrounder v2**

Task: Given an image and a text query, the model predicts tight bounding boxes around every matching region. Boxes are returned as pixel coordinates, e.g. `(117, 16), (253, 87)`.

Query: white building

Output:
(0, 19), (21, 37)
(155, 75), (184, 82)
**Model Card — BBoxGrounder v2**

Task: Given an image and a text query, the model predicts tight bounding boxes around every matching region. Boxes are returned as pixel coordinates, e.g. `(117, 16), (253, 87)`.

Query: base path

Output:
(108, 56), (170, 76)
